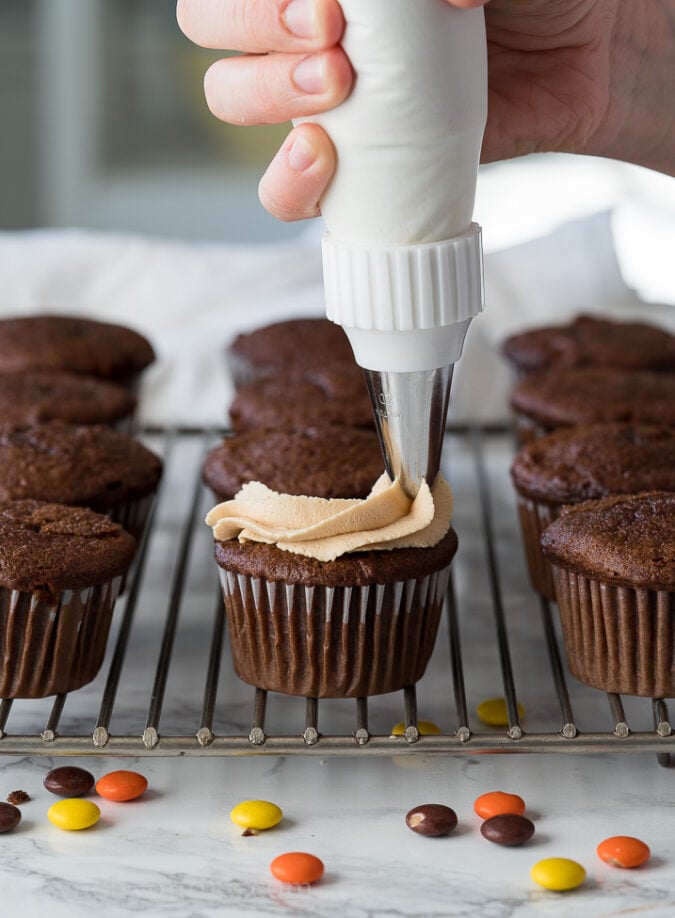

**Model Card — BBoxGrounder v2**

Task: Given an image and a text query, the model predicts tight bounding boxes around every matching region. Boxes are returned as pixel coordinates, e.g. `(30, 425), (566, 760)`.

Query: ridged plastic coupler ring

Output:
(321, 223), (484, 332)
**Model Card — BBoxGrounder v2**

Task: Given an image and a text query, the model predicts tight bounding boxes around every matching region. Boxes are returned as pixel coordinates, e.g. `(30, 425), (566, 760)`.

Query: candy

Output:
(96, 770), (148, 802)
(270, 852), (324, 885)
(47, 799), (101, 831)
(0, 802), (21, 833)
(473, 791), (526, 819)
(530, 857), (586, 891)
(480, 813), (535, 846)
(44, 766), (95, 798)
(230, 800), (283, 831)
(476, 698), (525, 727)
(597, 836), (651, 868)
(390, 720), (441, 736)
(406, 804), (458, 837)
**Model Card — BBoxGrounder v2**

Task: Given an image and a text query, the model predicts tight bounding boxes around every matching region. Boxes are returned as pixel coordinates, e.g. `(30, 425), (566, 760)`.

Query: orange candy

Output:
(597, 835), (651, 868)
(96, 770), (148, 802)
(474, 791), (526, 819)
(270, 852), (325, 885)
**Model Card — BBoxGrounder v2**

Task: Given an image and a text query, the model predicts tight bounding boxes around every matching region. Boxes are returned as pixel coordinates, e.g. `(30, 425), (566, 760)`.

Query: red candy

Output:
(270, 852), (325, 885)
(95, 770), (148, 802)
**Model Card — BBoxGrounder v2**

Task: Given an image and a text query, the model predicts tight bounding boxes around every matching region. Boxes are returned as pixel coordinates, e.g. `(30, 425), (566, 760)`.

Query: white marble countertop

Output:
(1, 430), (673, 918)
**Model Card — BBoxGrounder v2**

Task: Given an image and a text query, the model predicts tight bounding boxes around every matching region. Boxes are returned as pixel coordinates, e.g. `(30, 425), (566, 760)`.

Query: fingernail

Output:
(293, 55), (327, 94)
(282, 0), (318, 39)
(287, 134), (318, 172)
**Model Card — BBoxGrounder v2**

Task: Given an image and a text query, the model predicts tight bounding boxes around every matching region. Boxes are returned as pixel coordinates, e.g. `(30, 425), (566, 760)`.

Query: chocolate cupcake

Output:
(0, 500), (136, 698)
(540, 493), (675, 697)
(228, 317), (355, 387)
(0, 370), (136, 429)
(0, 421), (162, 542)
(229, 363), (374, 432)
(207, 477), (456, 697)
(509, 367), (675, 445)
(511, 424), (675, 599)
(202, 427), (383, 501)
(502, 314), (675, 377)
(0, 314), (155, 391)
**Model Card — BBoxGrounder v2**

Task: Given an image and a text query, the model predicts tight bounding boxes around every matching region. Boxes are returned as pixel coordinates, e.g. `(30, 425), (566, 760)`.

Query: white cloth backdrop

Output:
(0, 211), (673, 426)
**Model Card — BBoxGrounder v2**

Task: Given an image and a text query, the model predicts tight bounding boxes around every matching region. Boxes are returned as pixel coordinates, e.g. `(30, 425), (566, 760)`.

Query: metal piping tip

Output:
(364, 365), (454, 500)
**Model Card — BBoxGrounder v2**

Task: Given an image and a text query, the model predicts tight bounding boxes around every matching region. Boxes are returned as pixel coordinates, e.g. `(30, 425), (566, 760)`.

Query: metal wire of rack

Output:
(0, 426), (672, 766)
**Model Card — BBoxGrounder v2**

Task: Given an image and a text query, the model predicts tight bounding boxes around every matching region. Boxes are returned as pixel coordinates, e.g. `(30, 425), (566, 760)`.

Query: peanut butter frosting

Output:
(205, 474), (453, 563)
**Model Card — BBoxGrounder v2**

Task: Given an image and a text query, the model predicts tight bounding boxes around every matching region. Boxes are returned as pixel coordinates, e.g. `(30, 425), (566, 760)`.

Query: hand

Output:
(177, 0), (675, 222)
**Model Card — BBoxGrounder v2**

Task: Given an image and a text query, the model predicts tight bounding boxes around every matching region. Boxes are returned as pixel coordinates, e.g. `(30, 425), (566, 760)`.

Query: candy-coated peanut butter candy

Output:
(230, 800), (283, 831)
(0, 802), (21, 833)
(597, 836), (651, 868)
(474, 791), (526, 819)
(270, 852), (324, 885)
(390, 720), (441, 736)
(476, 698), (525, 727)
(48, 799), (101, 831)
(531, 858), (586, 891)
(44, 765), (95, 798)
(96, 770), (148, 802)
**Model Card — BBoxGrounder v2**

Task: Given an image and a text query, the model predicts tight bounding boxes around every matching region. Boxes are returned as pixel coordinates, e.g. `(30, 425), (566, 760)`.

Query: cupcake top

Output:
(510, 367), (675, 430)
(0, 421), (163, 510)
(511, 424), (675, 504)
(0, 315), (155, 383)
(540, 492), (675, 591)
(229, 364), (374, 431)
(202, 427), (383, 500)
(229, 317), (355, 374)
(0, 499), (136, 596)
(502, 314), (675, 374)
(0, 370), (136, 426)
(214, 527), (458, 588)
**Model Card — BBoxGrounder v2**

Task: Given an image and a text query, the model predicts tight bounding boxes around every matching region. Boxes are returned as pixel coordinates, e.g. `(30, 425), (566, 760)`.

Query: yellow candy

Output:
(531, 858), (586, 891)
(230, 800), (283, 831)
(390, 720), (441, 736)
(48, 799), (101, 831)
(476, 698), (525, 727)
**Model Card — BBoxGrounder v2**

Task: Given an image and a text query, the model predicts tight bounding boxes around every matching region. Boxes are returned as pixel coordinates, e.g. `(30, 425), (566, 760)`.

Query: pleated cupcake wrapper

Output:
(225, 352), (261, 390)
(512, 412), (550, 447)
(108, 493), (155, 543)
(516, 496), (562, 601)
(219, 566), (451, 698)
(0, 577), (123, 698)
(551, 565), (675, 698)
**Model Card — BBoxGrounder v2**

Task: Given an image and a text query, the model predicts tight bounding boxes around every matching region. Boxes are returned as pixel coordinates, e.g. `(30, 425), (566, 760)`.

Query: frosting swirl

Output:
(205, 473), (452, 563)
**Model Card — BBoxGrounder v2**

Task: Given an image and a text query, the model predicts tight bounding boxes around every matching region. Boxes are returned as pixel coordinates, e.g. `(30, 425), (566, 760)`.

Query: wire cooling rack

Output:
(0, 426), (672, 766)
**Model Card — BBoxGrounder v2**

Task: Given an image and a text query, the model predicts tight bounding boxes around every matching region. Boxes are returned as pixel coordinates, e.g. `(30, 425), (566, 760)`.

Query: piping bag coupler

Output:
(298, 0), (487, 498)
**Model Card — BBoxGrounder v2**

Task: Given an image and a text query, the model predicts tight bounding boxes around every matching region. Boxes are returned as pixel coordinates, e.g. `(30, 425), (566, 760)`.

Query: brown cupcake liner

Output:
(516, 496), (562, 600)
(0, 577), (123, 698)
(218, 566), (452, 698)
(551, 565), (675, 697)
(225, 352), (262, 390)
(108, 492), (155, 544)
(512, 412), (550, 447)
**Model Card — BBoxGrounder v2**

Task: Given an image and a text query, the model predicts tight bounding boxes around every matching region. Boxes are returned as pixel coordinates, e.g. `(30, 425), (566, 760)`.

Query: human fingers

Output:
(258, 123), (335, 220)
(177, 0), (345, 54)
(204, 46), (351, 125)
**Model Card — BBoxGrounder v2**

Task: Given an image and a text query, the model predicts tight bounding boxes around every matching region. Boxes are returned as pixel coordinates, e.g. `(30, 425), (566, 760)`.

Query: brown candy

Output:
(405, 804), (458, 837)
(6, 790), (30, 805)
(43, 766), (95, 798)
(480, 813), (535, 846)
(0, 802), (21, 833)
